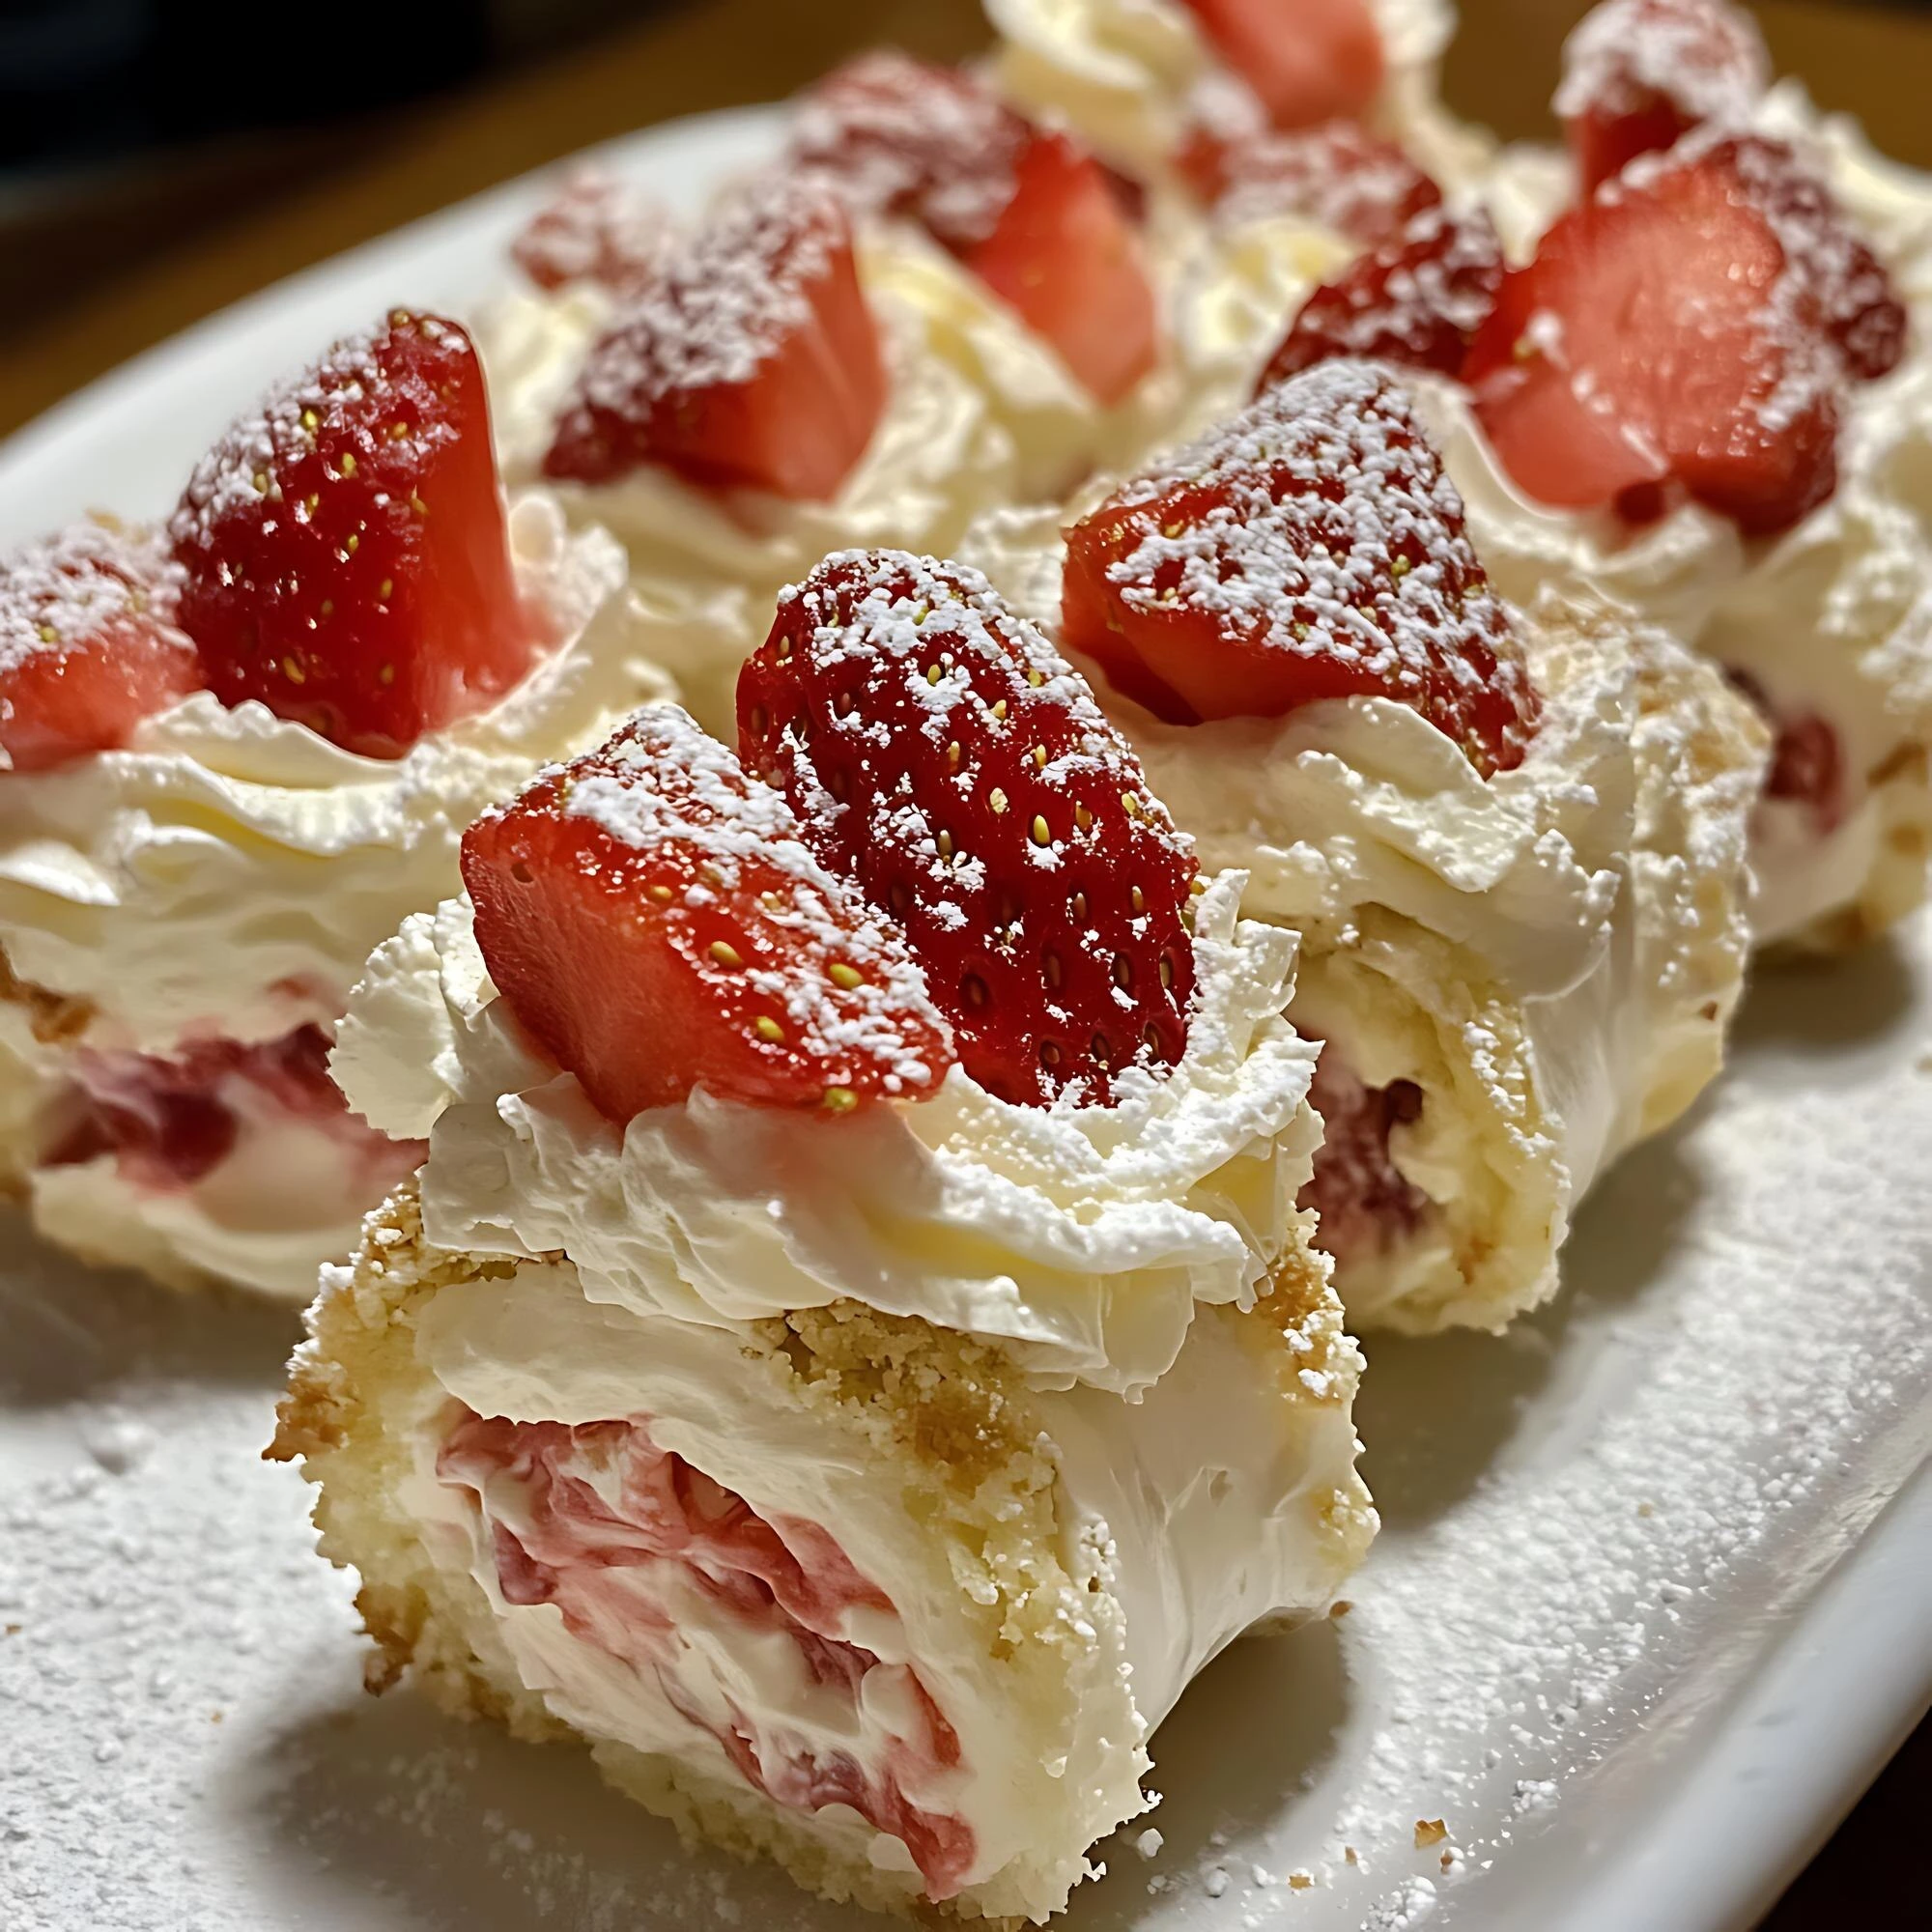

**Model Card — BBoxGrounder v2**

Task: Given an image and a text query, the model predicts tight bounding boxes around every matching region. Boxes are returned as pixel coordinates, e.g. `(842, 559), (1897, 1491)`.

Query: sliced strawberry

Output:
(461, 704), (952, 1122)
(1063, 359), (1538, 777)
(1556, 0), (1771, 194)
(0, 523), (201, 774)
(793, 53), (1158, 404)
(791, 50), (1030, 251)
(1722, 135), (1907, 382)
(738, 551), (1197, 1108)
(1257, 205), (1503, 391)
(1179, 115), (1440, 248)
(1298, 1048), (1430, 1265)
(544, 179), (886, 501)
(171, 310), (534, 760)
(960, 129), (1160, 405)
(511, 164), (670, 296)
(1464, 142), (1842, 536)
(1179, 0), (1384, 131)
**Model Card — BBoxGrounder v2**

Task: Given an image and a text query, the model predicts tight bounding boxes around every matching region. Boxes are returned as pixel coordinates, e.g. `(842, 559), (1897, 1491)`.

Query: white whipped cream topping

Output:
(987, 0), (1457, 183)
(0, 495), (668, 1053)
(401, 1258), (1364, 1919)
(336, 874), (1322, 1396)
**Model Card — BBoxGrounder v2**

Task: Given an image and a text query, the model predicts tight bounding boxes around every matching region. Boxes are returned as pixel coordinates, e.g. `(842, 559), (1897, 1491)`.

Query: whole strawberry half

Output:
(1556, 0), (1771, 195)
(171, 309), (535, 760)
(544, 178), (886, 502)
(1257, 204), (1503, 391)
(1063, 359), (1539, 778)
(794, 53), (1158, 405)
(462, 704), (953, 1122)
(1463, 138), (1846, 536)
(1179, 0), (1385, 132)
(739, 551), (1198, 1108)
(1179, 115), (1441, 249)
(0, 523), (202, 774)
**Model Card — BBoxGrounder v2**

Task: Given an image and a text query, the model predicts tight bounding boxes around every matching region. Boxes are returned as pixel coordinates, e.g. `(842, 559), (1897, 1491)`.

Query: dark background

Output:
(0, 0), (1924, 1922)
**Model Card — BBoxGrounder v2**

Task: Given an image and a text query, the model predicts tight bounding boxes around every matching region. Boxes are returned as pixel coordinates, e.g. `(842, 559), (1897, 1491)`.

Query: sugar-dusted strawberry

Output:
(1556, 0), (1770, 194)
(462, 704), (952, 1122)
(544, 178), (886, 501)
(1178, 112), (1440, 248)
(793, 54), (1158, 405)
(791, 49), (1030, 251)
(739, 551), (1197, 1108)
(1063, 359), (1538, 777)
(171, 310), (534, 760)
(1721, 134), (1907, 382)
(960, 128), (1159, 406)
(511, 164), (671, 296)
(1256, 204), (1503, 391)
(1464, 142), (1842, 535)
(1179, 0), (1384, 131)
(0, 523), (201, 774)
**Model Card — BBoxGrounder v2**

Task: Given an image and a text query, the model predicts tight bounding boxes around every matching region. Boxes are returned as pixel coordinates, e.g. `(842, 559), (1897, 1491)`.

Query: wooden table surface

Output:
(5, 0), (1932, 442)
(0, 2), (1924, 1924)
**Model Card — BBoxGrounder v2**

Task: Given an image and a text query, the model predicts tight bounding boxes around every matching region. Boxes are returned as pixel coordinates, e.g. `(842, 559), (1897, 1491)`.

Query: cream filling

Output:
(399, 1260), (1367, 1920)
(336, 873), (1322, 1397)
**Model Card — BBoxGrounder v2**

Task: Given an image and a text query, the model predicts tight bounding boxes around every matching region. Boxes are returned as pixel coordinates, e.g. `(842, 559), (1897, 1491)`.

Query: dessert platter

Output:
(2, 2), (1929, 1927)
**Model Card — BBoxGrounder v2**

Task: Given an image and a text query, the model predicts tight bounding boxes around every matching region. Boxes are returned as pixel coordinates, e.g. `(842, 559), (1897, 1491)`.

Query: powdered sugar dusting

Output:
(564, 176), (845, 409)
(789, 50), (1026, 250)
(510, 165), (673, 296)
(1211, 123), (1441, 248)
(1554, 0), (1770, 126)
(0, 522), (187, 674)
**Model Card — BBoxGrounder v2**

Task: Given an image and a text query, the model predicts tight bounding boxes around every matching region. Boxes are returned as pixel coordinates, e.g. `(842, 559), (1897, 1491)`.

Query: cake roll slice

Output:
(278, 681), (1370, 1921)
(962, 359), (1765, 1332)
(0, 311), (673, 1296)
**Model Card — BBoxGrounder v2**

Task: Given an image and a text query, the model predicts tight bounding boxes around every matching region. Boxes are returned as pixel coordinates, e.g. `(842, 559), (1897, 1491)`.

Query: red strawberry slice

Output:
(511, 164), (670, 296)
(960, 128), (1160, 405)
(1721, 134), (1906, 382)
(738, 551), (1198, 1108)
(1256, 204), (1503, 391)
(1556, 0), (1771, 195)
(1178, 115), (1440, 248)
(792, 56), (1159, 406)
(1179, 0), (1384, 131)
(544, 179), (886, 501)
(462, 704), (952, 1122)
(791, 50), (1031, 252)
(171, 309), (535, 760)
(1062, 359), (1539, 778)
(1463, 141), (1842, 536)
(0, 523), (201, 774)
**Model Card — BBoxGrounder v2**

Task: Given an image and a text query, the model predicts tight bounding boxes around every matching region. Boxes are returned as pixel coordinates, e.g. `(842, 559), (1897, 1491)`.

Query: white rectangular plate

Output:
(1, 106), (1928, 1932)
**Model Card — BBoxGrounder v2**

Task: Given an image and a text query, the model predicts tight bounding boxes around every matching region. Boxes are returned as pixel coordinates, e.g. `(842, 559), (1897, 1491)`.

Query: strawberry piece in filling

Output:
(1257, 204), (1504, 391)
(1179, 0), (1385, 132)
(544, 178), (886, 500)
(440, 1410), (977, 1898)
(1463, 138), (1847, 537)
(1063, 359), (1540, 779)
(739, 551), (1198, 1108)
(1556, 0), (1771, 195)
(42, 1021), (422, 1199)
(1178, 112), (1441, 248)
(0, 524), (202, 775)
(171, 309), (538, 760)
(1725, 668), (1848, 834)
(511, 164), (671, 296)
(1298, 1047), (1432, 1264)
(793, 53), (1158, 404)
(461, 703), (954, 1123)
